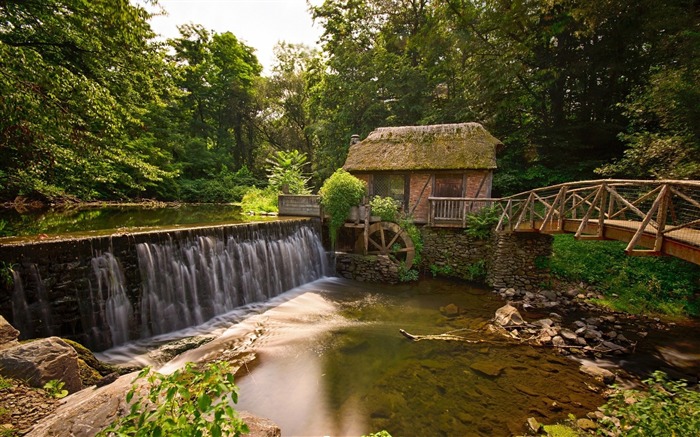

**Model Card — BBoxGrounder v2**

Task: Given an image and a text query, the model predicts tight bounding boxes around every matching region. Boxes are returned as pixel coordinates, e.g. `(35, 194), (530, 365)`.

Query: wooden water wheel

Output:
(355, 221), (415, 269)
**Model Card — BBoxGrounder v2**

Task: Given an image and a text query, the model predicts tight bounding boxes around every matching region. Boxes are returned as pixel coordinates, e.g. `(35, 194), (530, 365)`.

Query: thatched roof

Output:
(343, 123), (501, 172)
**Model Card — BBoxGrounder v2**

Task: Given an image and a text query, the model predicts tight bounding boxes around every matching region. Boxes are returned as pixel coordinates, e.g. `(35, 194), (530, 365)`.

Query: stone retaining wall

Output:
(335, 226), (553, 290)
(486, 232), (553, 290)
(335, 254), (400, 284)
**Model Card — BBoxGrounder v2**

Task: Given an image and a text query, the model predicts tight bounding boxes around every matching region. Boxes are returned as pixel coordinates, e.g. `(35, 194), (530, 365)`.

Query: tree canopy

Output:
(1, 0), (698, 203)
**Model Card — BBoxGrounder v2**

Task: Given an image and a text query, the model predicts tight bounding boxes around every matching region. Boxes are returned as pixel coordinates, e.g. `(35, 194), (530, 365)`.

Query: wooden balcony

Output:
(428, 197), (496, 227)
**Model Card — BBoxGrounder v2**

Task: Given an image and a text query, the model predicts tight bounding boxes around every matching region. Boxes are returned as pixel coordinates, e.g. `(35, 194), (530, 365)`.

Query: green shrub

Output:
(599, 371), (700, 436)
(465, 259), (487, 282)
(319, 169), (366, 247)
(398, 216), (423, 266)
(550, 234), (700, 317)
(464, 205), (500, 240)
(99, 361), (248, 437)
(266, 150), (312, 194)
(240, 187), (278, 214)
(398, 262), (419, 282)
(177, 166), (260, 203)
(429, 264), (453, 277)
(369, 196), (400, 222)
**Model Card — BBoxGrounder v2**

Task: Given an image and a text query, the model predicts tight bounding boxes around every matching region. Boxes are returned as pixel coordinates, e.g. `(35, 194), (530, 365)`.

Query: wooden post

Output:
(597, 183), (608, 238)
(625, 185), (667, 253)
(654, 185), (670, 252)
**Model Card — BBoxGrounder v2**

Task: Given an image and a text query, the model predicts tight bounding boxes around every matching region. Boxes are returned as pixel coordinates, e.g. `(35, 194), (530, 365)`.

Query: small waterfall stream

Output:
(1, 219), (328, 350)
(136, 225), (327, 339)
(91, 252), (133, 346)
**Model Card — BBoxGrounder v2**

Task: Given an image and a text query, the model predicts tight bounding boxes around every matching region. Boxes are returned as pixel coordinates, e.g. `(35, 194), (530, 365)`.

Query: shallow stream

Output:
(94, 276), (700, 437)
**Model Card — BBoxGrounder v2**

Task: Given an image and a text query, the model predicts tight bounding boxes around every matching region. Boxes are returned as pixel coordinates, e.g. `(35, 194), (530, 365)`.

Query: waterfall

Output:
(0, 219), (327, 350)
(91, 252), (133, 346)
(10, 270), (32, 337)
(137, 223), (327, 339)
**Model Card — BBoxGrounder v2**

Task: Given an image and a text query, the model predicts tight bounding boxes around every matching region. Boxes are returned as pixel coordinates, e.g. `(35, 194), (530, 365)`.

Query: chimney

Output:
(350, 134), (360, 146)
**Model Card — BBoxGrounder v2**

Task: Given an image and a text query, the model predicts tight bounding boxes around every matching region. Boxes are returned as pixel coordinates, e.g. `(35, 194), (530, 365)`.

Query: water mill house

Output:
(343, 122), (503, 227)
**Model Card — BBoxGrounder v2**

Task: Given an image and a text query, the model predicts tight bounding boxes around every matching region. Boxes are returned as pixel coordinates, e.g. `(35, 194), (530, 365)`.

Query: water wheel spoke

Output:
(355, 221), (416, 269)
(368, 238), (384, 251)
(386, 232), (401, 248)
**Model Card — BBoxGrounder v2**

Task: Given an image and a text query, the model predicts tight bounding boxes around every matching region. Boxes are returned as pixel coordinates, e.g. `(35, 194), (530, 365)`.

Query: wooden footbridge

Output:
(429, 179), (700, 266)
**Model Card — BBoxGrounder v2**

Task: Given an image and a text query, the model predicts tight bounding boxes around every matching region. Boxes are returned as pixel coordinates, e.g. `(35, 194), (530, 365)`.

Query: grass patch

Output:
(240, 186), (278, 214)
(0, 375), (12, 390)
(549, 234), (700, 318)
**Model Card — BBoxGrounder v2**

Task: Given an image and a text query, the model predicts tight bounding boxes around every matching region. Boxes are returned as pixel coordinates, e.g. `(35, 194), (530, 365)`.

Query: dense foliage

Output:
(100, 361), (248, 437)
(369, 196), (401, 222)
(549, 235), (700, 317)
(265, 150), (312, 195)
(319, 169), (366, 246)
(600, 371), (700, 436)
(1, 0), (698, 201)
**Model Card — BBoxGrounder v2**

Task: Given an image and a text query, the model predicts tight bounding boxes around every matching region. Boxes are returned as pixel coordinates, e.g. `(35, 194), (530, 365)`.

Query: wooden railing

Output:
(429, 179), (700, 264)
(428, 197), (496, 227)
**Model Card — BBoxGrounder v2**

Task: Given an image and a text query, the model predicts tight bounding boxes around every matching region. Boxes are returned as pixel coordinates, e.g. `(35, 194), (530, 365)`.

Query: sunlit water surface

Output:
(97, 277), (699, 437)
(196, 278), (605, 437)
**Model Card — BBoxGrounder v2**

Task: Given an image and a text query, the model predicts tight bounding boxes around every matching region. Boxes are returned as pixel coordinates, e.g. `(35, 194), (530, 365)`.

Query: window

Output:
(373, 174), (406, 206)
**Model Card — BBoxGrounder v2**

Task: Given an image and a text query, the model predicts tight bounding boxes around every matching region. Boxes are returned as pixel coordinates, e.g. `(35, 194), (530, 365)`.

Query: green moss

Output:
(344, 123), (500, 171)
(542, 424), (581, 437)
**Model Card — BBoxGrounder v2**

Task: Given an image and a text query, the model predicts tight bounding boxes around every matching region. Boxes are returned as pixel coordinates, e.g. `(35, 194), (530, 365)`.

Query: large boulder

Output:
(0, 337), (83, 393)
(494, 304), (525, 327)
(0, 316), (20, 351)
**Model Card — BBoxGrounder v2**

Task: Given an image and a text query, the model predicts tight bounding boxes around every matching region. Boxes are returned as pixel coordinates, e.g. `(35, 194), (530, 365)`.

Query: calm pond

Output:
(0, 204), (277, 242)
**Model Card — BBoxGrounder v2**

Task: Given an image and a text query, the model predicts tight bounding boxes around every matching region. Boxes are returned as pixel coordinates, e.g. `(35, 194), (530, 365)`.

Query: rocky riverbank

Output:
(493, 279), (682, 364)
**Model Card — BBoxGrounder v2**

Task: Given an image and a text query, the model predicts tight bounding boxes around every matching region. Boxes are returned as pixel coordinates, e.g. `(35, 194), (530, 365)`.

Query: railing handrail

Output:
(500, 179), (700, 200)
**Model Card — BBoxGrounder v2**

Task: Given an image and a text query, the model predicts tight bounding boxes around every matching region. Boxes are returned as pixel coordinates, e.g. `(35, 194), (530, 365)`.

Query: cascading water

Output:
(136, 223), (328, 340)
(91, 252), (133, 346)
(0, 219), (328, 351)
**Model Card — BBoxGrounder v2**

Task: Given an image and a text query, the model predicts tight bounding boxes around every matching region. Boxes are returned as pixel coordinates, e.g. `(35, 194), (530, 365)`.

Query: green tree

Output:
(165, 24), (263, 200)
(266, 150), (311, 194)
(0, 0), (177, 201)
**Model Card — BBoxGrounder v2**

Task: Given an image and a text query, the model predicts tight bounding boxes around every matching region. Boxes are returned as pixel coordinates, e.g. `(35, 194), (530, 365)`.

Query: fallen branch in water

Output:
(398, 329), (510, 345)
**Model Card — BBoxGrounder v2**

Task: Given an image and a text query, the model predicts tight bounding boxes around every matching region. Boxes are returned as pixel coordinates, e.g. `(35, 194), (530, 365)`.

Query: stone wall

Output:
(335, 226), (553, 291)
(335, 254), (400, 284)
(420, 227), (491, 280)
(486, 232), (553, 291)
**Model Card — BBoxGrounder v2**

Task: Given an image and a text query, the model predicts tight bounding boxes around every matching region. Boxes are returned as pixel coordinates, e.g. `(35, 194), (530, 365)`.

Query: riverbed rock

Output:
(576, 418), (598, 431)
(0, 316), (20, 351)
(551, 336), (566, 348)
(239, 411), (282, 437)
(440, 303), (460, 317)
(534, 318), (554, 329)
(560, 328), (578, 342)
(0, 337), (83, 393)
(541, 290), (558, 301)
(494, 304), (525, 327)
(470, 360), (504, 377)
(579, 364), (615, 385)
(27, 371), (281, 437)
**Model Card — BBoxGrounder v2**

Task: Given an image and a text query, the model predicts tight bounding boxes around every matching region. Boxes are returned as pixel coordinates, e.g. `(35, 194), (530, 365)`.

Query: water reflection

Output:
(0, 203), (275, 240)
(231, 278), (605, 437)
